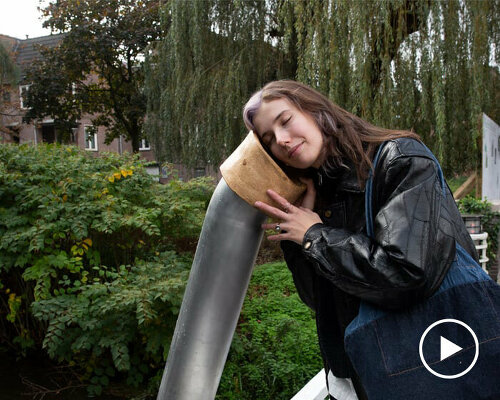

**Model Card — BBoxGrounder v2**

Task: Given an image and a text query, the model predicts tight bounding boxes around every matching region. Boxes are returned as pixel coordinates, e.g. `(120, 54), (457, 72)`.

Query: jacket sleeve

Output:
(301, 154), (456, 310)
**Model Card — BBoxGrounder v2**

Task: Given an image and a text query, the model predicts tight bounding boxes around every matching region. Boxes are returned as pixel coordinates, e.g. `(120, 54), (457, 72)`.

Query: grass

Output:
(447, 174), (469, 194)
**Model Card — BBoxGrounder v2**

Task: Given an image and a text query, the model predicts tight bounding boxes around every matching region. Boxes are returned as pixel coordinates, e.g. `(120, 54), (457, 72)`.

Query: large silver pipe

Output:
(157, 178), (266, 400)
(157, 131), (305, 399)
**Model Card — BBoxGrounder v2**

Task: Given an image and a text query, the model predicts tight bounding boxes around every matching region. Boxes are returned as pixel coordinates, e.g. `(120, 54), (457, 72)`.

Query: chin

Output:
(292, 160), (314, 169)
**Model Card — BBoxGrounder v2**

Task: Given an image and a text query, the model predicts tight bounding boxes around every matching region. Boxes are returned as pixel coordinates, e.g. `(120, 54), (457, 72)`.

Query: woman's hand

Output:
(255, 189), (322, 245)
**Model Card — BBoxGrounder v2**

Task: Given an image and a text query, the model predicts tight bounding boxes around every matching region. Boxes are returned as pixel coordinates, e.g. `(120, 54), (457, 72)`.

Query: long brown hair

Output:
(243, 80), (420, 183)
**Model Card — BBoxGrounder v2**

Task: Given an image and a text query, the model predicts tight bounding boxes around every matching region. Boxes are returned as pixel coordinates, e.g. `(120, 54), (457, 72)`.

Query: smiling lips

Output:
(288, 141), (304, 158)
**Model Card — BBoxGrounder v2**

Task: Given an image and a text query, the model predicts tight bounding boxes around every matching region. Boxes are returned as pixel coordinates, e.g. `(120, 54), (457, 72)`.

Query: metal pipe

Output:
(157, 178), (266, 400)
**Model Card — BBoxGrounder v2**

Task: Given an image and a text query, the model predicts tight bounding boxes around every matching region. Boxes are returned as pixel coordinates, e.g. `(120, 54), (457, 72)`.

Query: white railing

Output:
(290, 369), (328, 400)
(470, 232), (489, 272)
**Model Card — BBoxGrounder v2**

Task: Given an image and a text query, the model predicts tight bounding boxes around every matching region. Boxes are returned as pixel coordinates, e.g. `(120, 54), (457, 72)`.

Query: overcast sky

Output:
(1, 0), (52, 39)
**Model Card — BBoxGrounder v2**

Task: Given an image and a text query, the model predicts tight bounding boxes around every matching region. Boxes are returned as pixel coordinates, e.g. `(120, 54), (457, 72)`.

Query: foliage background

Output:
(0, 40), (20, 138)
(0, 143), (213, 396)
(0, 41), (18, 102)
(146, 0), (499, 177)
(217, 262), (321, 400)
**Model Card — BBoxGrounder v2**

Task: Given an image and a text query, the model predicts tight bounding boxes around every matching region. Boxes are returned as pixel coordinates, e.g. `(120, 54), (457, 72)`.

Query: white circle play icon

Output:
(419, 318), (479, 379)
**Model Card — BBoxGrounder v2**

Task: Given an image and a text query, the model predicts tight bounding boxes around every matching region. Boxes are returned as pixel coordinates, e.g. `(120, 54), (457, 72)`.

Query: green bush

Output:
(217, 262), (322, 400)
(31, 252), (191, 396)
(457, 196), (500, 271)
(0, 143), (214, 394)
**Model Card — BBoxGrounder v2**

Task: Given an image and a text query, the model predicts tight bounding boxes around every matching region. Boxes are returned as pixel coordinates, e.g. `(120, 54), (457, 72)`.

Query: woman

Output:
(243, 80), (478, 400)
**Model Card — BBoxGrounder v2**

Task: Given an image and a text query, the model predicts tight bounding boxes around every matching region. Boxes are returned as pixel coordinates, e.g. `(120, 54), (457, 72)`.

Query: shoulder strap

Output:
(364, 140), (446, 239)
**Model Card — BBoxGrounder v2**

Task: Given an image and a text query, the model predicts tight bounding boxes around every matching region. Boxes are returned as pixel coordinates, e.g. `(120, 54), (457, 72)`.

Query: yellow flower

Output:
(83, 238), (93, 247)
(121, 169), (133, 177)
(108, 176), (115, 183)
(113, 172), (122, 180)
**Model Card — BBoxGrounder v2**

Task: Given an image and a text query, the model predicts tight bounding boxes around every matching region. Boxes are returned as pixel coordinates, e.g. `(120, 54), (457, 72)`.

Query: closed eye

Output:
(282, 116), (291, 126)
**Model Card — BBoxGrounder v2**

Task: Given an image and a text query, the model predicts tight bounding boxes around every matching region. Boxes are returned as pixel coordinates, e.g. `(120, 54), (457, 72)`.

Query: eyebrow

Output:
(261, 109), (289, 137)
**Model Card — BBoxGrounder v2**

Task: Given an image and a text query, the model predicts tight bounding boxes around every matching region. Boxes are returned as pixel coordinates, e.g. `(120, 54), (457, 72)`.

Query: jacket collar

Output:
(315, 159), (364, 194)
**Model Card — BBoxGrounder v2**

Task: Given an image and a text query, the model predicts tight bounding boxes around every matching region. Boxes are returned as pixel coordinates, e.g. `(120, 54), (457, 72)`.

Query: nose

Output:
(275, 128), (290, 147)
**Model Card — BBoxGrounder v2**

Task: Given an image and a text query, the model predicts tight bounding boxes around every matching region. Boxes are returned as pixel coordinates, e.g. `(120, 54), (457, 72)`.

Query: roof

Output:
(0, 33), (66, 80)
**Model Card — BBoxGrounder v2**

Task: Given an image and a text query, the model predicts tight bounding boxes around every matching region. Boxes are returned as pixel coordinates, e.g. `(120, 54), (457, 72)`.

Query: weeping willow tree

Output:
(0, 41), (19, 137)
(145, 0), (294, 166)
(146, 0), (499, 175)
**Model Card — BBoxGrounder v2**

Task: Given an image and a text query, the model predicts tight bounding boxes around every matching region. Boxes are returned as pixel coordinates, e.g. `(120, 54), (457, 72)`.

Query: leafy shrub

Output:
(0, 143), (213, 394)
(31, 252), (191, 396)
(217, 262), (322, 400)
(457, 196), (500, 271)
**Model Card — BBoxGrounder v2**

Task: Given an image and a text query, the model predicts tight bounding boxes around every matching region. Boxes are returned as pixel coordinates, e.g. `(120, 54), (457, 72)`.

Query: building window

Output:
(139, 138), (150, 150)
(194, 167), (206, 178)
(84, 125), (98, 151)
(70, 127), (78, 143)
(19, 84), (30, 109)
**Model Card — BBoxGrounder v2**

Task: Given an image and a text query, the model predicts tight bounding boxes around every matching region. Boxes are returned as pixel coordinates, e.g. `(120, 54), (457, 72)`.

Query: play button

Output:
(440, 336), (462, 361)
(419, 319), (479, 379)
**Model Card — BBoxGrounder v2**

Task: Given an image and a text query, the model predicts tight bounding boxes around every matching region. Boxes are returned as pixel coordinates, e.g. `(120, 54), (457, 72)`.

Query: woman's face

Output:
(253, 98), (324, 169)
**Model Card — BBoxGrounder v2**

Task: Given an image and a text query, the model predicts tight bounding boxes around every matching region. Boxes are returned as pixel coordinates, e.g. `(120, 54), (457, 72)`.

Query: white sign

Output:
(482, 113), (500, 201)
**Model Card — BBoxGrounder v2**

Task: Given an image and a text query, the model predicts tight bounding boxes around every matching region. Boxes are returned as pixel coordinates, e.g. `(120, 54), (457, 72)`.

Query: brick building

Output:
(0, 33), (155, 162)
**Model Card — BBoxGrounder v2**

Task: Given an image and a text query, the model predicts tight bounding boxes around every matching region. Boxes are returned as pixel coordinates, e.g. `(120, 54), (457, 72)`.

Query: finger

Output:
(261, 223), (284, 230)
(261, 222), (283, 229)
(266, 189), (295, 213)
(266, 233), (288, 241)
(254, 200), (289, 220)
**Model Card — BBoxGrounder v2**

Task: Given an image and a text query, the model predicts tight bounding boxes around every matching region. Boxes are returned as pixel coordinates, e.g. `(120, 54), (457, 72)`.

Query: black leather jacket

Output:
(280, 138), (478, 390)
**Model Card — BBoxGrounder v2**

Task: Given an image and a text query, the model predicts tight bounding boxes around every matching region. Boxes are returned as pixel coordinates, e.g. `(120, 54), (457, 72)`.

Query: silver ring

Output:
(275, 224), (281, 232)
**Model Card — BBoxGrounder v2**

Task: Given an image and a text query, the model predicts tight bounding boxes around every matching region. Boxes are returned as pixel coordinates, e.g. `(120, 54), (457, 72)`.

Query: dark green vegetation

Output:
(218, 262), (321, 400)
(0, 144), (213, 396)
(146, 0), (499, 176)
(0, 41), (18, 103)
(0, 43), (19, 90)
(0, 41), (19, 138)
